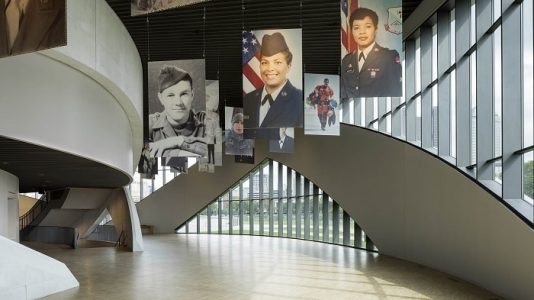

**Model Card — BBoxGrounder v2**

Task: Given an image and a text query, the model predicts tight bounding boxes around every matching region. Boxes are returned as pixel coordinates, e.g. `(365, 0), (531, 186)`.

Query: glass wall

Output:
(176, 159), (378, 252)
(340, 0), (534, 223)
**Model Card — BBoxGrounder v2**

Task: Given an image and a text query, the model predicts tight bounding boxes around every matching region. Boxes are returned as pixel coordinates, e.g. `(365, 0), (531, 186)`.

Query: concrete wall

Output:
(108, 188), (143, 252)
(0, 0), (143, 176)
(0, 169), (19, 242)
(19, 195), (38, 217)
(137, 124), (534, 299)
(0, 235), (78, 299)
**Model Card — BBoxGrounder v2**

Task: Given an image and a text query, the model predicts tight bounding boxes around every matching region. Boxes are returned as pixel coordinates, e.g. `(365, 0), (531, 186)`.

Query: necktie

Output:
(5, 0), (21, 50)
(262, 94), (274, 106)
(279, 140), (283, 149)
(358, 52), (365, 72)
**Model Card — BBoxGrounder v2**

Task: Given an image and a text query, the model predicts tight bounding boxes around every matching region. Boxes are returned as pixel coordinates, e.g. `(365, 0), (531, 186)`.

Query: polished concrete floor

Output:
(38, 234), (501, 300)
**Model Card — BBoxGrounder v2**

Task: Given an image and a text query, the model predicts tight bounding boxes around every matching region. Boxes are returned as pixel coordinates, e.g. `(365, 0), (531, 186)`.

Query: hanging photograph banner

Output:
(242, 28), (303, 139)
(138, 141), (158, 179)
(225, 107), (254, 157)
(147, 59), (207, 161)
(162, 157), (188, 174)
(198, 80), (222, 173)
(340, 0), (402, 98)
(304, 73), (340, 136)
(269, 128), (295, 153)
(1, 0), (66, 58)
(131, 0), (211, 16)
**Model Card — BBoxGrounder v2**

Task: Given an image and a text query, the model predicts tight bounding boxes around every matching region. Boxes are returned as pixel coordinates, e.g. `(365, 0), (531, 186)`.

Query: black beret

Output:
(261, 32), (289, 57)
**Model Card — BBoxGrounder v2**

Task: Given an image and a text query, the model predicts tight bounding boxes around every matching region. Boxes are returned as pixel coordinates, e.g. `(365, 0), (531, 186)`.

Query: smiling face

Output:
(158, 80), (194, 127)
(260, 52), (291, 94)
(352, 16), (377, 51)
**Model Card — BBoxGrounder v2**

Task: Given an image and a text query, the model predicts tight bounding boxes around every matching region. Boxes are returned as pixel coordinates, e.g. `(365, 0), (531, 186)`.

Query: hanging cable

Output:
(203, 6), (206, 59)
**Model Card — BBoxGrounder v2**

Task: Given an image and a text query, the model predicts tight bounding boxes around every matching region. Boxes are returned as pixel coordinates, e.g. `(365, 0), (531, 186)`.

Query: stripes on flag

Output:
(341, 0), (358, 57)
(242, 31), (263, 95)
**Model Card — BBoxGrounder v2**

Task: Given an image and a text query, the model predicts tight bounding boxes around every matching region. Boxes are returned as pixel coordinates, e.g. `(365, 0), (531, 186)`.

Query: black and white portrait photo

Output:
(198, 80), (222, 173)
(1, 0), (66, 58)
(138, 140), (158, 179)
(147, 59), (207, 160)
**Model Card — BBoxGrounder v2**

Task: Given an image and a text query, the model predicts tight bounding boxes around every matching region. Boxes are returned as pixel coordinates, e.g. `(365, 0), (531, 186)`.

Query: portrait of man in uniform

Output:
(225, 107), (254, 157)
(269, 127), (295, 153)
(1, 0), (66, 58)
(341, 7), (402, 98)
(242, 29), (303, 139)
(147, 60), (207, 159)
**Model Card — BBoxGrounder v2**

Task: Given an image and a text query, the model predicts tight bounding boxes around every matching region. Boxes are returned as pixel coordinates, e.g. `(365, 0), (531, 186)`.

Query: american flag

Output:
(242, 31), (263, 95)
(341, 0), (359, 57)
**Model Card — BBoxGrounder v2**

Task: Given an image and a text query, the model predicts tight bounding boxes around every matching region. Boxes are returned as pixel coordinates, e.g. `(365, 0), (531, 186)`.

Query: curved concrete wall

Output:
(137, 124), (534, 299)
(0, 169), (18, 242)
(0, 0), (143, 176)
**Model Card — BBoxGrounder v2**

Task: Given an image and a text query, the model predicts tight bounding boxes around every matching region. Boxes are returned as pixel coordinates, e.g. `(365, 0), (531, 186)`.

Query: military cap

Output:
(261, 32), (289, 57)
(232, 113), (244, 124)
(158, 65), (192, 93)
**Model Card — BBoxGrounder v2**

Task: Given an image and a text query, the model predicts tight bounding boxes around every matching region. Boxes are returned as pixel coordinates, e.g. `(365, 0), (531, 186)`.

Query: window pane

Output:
(493, 26), (502, 161)
(209, 202), (219, 233)
(451, 9), (456, 66)
(493, 0), (501, 22)
(451, 69), (457, 157)
(524, 152), (533, 204)
(432, 24), (438, 81)
(524, 0), (534, 148)
(432, 84), (439, 149)
(416, 96), (422, 144)
(470, 51), (477, 165)
(141, 178), (153, 198)
(199, 208), (208, 233)
(130, 172), (141, 203)
(221, 200), (229, 234)
(416, 37), (422, 93)
(470, 0), (476, 46)
(242, 201), (250, 234)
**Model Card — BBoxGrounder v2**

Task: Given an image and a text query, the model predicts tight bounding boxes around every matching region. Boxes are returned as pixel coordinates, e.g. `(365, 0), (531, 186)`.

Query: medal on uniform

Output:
(370, 70), (376, 79)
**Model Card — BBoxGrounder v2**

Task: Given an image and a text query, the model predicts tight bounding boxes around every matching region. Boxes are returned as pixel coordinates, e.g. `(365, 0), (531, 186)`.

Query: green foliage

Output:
(525, 160), (534, 199)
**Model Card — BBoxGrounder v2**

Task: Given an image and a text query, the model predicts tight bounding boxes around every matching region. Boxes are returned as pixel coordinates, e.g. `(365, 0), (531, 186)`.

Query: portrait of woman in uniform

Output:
(242, 28), (303, 139)
(340, 1), (403, 99)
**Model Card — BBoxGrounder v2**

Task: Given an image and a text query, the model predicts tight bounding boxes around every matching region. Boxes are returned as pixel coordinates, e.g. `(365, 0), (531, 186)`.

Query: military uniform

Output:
(149, 110), (207, 158)
(0, 0), (66, 58)
(225, 130), (253, 156)
(310, 84), (334, 130)
(340, 43), (402, 98)
(243, 80), (303, 139)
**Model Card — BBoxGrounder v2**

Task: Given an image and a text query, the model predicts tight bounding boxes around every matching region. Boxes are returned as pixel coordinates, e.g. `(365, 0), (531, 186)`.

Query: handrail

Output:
(115, 230), (127, 248)
(19, 194), (48, 232)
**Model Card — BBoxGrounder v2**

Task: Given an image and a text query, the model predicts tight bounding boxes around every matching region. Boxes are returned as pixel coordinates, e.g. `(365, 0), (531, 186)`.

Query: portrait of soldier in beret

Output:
(147, 60), (207, 159)
(243, 29), (303, 139)
(1, 0), (66, 58)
